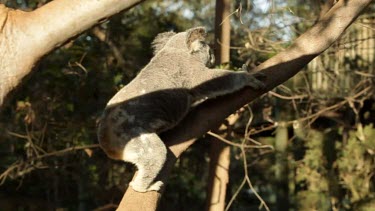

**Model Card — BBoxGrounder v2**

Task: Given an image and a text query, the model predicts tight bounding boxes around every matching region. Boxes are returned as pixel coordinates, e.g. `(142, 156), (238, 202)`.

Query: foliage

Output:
(337, 124), (375, 209)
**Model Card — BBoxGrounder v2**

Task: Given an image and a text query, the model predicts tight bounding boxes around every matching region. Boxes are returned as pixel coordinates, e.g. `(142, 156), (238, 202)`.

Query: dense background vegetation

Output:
(0, 0), (374, 210)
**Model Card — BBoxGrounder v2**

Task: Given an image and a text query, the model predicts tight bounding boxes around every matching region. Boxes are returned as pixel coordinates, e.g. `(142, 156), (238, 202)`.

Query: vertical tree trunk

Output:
(205, 140), (231, 211)
(213, 0), (231, 64)
(205, 1), (231, 210)
(274, 123), (289, 210)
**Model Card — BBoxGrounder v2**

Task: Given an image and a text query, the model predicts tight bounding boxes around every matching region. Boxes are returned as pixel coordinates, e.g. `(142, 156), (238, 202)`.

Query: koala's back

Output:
(98, 51), (199, 159)
(98, 30), (210, 160)
(107, 49), (203, 104)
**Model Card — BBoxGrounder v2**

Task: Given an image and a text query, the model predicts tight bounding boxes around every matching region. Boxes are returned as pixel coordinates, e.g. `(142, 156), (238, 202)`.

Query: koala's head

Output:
(152, 27), (215, 67)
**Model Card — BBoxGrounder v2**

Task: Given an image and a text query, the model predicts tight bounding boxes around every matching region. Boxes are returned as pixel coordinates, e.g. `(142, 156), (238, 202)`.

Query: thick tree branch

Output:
(319, 0), (336, 20)
(118, 0), (373, 210)
(0, 0), (145, 107)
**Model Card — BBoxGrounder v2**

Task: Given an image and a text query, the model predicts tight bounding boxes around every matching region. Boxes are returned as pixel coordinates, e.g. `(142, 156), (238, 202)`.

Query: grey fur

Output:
(151, 31), (176, 55)
(97, 27), (265, 192)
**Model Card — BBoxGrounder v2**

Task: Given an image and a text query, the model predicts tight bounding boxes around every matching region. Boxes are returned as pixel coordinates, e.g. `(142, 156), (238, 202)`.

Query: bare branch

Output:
(0, 0), (146, 107)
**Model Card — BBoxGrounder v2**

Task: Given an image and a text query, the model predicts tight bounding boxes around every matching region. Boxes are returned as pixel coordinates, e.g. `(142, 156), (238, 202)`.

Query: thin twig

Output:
(243, 107), (270, 211)
(269, 91), (308, 100)
(207, 131), (273, 149)
(225, 106), (271, 211)
(0, 144), (100, 184)
(36, 144), (100, 160)
(225, 178), (247, 211)
(220, 8), (239, 26)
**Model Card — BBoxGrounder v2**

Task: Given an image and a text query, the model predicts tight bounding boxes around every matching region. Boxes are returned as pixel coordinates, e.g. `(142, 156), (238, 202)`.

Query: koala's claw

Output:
(147, 181), (164, 192)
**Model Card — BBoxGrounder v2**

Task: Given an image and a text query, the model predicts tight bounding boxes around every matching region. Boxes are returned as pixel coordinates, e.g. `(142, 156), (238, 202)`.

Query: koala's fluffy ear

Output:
(151, 31), (176, 55)
(186, 27), (207, 52)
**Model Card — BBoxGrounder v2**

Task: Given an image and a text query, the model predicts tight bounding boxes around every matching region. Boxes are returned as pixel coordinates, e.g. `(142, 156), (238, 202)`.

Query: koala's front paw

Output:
(129, 180), (164, 192)
(129, 181), (148, 193)
(247, 72), (266, 90)
(242, 64), (266, 89)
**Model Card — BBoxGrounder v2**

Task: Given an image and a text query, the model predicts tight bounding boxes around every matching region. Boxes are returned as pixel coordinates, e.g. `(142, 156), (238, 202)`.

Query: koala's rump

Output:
(104, 88), (191, 137)
(98, 88), (191, 159)
(121, 89), (192, 132)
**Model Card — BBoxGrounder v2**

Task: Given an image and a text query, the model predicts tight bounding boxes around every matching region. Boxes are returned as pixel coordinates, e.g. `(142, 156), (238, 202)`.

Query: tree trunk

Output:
(213, 0), (231, 64)
(205, 0), (232, 210)
(274, 123), (289, 210)
(205, 141), (231, 211)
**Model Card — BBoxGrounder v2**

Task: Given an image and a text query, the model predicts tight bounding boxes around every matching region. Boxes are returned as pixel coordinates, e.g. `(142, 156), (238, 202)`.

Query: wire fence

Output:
(307, 15), (375, 97)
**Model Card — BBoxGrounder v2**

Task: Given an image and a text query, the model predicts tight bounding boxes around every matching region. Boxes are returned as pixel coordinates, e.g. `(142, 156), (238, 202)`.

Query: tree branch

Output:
(0, 0), (145, 107)
(118, 0), (373, 210)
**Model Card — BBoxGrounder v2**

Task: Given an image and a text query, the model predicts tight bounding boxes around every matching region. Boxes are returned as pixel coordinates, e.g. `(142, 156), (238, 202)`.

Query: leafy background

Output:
(0, 0), (374, 210)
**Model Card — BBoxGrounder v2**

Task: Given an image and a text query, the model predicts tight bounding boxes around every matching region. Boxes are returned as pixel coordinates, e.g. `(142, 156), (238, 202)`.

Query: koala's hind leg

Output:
(123, 133), (167, 192)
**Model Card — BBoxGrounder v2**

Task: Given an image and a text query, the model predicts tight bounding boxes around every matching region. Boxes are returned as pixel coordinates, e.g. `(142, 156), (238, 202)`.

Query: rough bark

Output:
(0, 0), (145, 108)
(205, 0), (232, 210)
(118, 0), (373, 210)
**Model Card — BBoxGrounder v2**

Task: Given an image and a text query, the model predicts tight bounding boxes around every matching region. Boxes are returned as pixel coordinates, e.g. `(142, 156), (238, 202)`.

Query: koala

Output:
(97, 27), (265, 192)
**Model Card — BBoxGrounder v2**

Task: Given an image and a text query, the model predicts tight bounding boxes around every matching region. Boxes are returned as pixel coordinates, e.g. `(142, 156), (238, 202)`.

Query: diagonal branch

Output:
(118, 0), (374, 210)
(0, 0), (146, 108)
